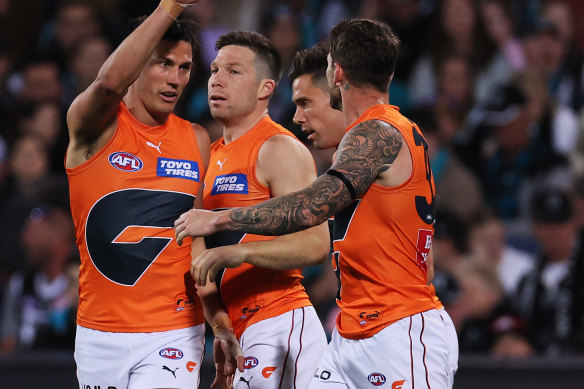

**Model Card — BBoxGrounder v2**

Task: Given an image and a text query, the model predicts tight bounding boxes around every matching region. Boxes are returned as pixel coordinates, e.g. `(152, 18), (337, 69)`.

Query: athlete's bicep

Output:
(330, 119), (403, 197)
(257, 135), (317, 197)
(66, 79), (123, 145)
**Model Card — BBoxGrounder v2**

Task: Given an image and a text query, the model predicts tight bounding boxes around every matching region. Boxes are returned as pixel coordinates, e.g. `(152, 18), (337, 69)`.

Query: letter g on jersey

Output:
(86, 189), (195, 285)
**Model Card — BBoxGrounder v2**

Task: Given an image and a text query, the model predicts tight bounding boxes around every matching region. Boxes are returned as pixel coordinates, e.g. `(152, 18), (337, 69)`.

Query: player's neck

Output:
(123, 94), (169, 127)
(341, 87), (389, 126)
(221, 106), (269, 144)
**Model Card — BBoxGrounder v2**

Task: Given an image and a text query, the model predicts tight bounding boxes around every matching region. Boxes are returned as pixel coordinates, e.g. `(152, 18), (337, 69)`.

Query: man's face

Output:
(24, 63), (61, 102)
(135, 40), (193, 118)
(208, 45), (262, 124)
(292, 74), (344, 149)
(326, 53), (343, 111)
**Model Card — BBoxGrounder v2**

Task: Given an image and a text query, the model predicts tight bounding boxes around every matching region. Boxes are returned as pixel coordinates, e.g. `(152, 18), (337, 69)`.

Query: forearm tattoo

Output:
(228, 119), (403, 235)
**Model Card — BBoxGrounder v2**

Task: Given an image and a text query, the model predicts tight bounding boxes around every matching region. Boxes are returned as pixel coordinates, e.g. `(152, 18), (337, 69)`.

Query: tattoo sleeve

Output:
(227, 119), (404, 235)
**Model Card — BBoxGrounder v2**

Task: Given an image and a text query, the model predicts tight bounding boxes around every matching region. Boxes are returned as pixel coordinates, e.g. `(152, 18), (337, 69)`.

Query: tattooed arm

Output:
(174, 119), (403, 242)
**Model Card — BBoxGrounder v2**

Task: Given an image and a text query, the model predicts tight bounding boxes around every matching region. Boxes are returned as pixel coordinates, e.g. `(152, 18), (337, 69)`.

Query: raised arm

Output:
(66, 0), (199, 167)
(175, 119), (403, 241)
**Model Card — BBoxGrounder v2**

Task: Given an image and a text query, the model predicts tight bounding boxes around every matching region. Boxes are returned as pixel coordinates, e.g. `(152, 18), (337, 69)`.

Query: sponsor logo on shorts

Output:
(186, 361), (197, 372)
(244, 356), (259, 369)
(359, 310), (381, 325)
(159, 347), (184, 360)
(162, 365), (178, 378)
(262, 366), (277, 378)
(81, 384), (117, 389)
(368, 372), (386, 386)
(392, 379), (405, 389)
(109, 152), (143, 172)
(239, 376), (253, 387)
(211, 174), (248, 195)
(157, 158), (200, 181)
(314, 369), (332, 380)
(240, 304), (262, 320)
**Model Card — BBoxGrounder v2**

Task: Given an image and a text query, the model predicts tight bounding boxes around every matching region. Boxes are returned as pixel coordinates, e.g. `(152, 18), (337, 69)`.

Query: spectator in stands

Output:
(62, 35), (112, 107)
(411, 109), (484, 224)
(468, 212), (535, 298)
(539, 0), (584, 111)
(515, 187), (584, 355)
(36, 2), (103, 71)
(0, 134), (50, 281)
(17, 58), (62, 105)
(454, 260), (533, 357)
(476, 0), (526, 105)
(0, 205), (78, 353)
(409, 0), (496, 107)
(471, 73), (572, 238)
(16, 101), (67, 173)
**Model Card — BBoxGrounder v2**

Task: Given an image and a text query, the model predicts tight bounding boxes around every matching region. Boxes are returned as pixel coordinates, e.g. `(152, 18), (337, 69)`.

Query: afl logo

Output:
(109, 152), (143, 172)
(244, 356), (259, 369)
(368, 372), (386, 386)
(159, 347), (183, 360)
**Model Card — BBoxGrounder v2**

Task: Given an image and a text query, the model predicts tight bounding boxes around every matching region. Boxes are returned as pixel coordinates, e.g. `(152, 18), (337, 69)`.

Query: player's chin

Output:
(157, 102), (178, 115)
(209, 107), (228, 120)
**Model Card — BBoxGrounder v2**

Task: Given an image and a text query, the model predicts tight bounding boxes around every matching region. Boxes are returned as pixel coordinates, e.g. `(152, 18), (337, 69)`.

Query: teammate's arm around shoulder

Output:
(177, 121), (406, 237)
(251, 135), (330, 266)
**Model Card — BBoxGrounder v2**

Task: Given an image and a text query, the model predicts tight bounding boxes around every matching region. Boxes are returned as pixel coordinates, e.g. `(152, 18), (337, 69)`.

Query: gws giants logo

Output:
(159, 347), (183, 360)
(244, 356), (259, 369)
(186, 361), (198, 372)
(262, 367), (277, 378)
(368, 372), (386, 386)
(109, 152), (143, 172)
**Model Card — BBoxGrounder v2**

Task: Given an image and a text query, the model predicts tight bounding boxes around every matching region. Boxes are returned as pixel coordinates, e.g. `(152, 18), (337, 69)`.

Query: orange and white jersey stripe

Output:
(67, 102), (205, 332)
(333, 104), (436, 339)
(203, 116), (312, 339)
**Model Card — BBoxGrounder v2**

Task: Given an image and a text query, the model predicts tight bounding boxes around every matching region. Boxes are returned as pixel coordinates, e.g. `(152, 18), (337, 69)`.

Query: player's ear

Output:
(258, 79), (276, 100)
(334, 63), (345, 87)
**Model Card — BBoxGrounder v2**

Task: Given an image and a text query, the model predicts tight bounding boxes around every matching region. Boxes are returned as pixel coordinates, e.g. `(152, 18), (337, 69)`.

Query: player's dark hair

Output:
(288, 42), (329, 88)
(131, 16), (200, 58)
(216, 31), (282, 83)
(329, 19), (399, 93)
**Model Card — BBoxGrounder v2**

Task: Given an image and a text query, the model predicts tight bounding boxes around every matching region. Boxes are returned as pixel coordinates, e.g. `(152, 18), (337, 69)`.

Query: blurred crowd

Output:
(0, 0), (583, 360)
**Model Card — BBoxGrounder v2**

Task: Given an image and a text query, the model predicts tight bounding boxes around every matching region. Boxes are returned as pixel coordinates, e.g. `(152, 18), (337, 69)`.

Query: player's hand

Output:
(211, 330), (244, 389)
(191, 246), (246, 286)
(174, 209), (220, 245)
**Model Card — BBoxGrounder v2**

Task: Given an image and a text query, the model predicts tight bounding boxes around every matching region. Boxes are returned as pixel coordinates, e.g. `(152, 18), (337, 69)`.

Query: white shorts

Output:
(309, 309), (450, 389)
(234, 306), (327, 389)
(75, 324), (205, 389)
(437, 308), (458, 388)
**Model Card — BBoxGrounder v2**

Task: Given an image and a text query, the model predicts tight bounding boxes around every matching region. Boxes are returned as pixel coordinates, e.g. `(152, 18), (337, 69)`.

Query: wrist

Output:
(215, 209), (233, 232)
(159, 0), (187, 19)
(210, 313), (234, 336)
